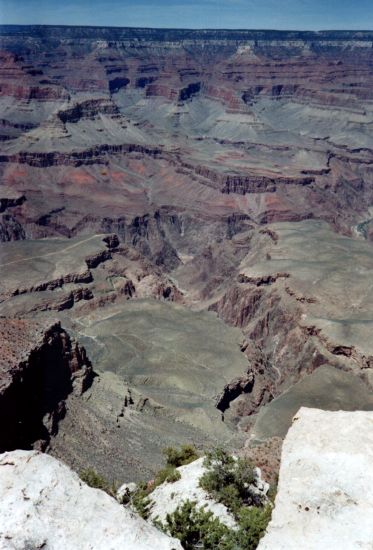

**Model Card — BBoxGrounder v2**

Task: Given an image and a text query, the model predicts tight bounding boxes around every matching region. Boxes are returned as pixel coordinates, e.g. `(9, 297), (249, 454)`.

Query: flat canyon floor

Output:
(50, 300), (247, 481)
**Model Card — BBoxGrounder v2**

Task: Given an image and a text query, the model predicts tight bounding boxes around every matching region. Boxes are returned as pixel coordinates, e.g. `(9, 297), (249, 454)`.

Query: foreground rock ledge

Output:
(258, 407), (373, 550)
(0, 450), (182, 550)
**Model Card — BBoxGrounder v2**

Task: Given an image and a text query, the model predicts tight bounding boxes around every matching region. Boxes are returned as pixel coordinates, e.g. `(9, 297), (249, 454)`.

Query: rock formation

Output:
(258, 408), (373, 549)
(1, 23), (373, 484)
(148, 457), (236, 527)
(147, 456), (269, 528)
(0, 319), (93, 452)
(0, 450), (181, 549)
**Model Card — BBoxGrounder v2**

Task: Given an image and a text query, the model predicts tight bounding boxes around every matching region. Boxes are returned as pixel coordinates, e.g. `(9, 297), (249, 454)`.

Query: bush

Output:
(163, 444), (199, 468)
(232, 505), (272, 549)
(200, 448), (256, 517)
(128, 446), (272, 549)
(131, 482), (152, 519)
(163, 500), (230, 550)
(161, 500), (272, 550)
(215, 484), (242, 517)
(79, 468), (116, 497)
(154, 466), (182, 486)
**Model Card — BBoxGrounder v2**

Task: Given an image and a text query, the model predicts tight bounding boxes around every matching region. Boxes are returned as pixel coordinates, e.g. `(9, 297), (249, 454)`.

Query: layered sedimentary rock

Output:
(259, 408), (373, 549)
(1, 25), (373, 481)
(1, 26), (373, 241)
(0, 319), (92, 451)
(0, 450), (181, 550)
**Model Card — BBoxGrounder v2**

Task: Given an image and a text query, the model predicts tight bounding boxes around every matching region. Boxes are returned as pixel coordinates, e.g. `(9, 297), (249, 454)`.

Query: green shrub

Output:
(163, 444), (199, 468)
(200, 449), (256, 517)
(267, 482), (278, 503)
(266, 473), (278, 503)
(128, 446), (272, 549)
(161, 500), (272, 550)
(232, 505), (272, 549)
(163, 500), (230, 550)
(215, 484), (242, 517)
(131, 481), (152, 519)
(79, 468), (116, 497)
(154, 466), (182, 486)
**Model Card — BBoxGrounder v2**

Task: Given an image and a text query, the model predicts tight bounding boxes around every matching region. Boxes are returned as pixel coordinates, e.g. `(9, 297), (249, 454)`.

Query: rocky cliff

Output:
(0, 319), (93, 452)
(258, 408), (373, 549)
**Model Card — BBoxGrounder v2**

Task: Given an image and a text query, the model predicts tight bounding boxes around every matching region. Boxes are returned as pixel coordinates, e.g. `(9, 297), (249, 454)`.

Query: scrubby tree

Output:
(200, 448), (256, 516)
(163, 444), (199, 468)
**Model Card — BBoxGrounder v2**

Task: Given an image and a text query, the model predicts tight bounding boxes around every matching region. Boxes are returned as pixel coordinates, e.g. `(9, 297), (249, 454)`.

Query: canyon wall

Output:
(1, 25), (373, 482)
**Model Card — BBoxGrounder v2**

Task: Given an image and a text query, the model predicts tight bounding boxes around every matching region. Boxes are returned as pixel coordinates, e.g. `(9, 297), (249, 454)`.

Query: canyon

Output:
(1, 25), (373, 485)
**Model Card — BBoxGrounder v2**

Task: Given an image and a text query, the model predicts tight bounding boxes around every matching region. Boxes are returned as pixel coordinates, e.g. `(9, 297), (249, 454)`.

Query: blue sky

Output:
(1, 0), (372, 30)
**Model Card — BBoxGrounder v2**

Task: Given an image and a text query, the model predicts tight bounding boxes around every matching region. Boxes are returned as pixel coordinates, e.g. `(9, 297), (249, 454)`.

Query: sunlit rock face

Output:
(258, 408), (373, 550)
(0, 450), (182, 550)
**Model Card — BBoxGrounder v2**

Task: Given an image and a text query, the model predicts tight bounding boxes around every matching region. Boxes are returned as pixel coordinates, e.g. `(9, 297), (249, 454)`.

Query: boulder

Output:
(258, 407), (373, 549)
(0, 450), (182, 550)
(248, 466), (270, 506)
(117, 481), (137, 503)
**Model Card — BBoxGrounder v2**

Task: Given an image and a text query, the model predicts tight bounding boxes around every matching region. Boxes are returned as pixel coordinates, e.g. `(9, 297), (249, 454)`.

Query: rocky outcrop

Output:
(148, 457), (236, 527)
(0, 192), (26, 241)
(178, 82), (201, 101)
(216, 373), (255, 413)
(12, 269), (93, 295)
(258, 408), (373, 549)
(238, 272), (290, 286)
(109, 77), (130, 93)
(43, 287), (94, 311)
(184, 164), (315, 194)
(221, 174), (314, 195)
(0, 194), (25, 213)
(57, 98), (120, 124)
(0, 319), (93, 452)
(0, 143), (163, 167)
(148, 456), (269, 527)
(0, 214), (25, 241)
(85, 249), (112, 269)
(124, 212), (181, 271)
(0, 450), (182, 550)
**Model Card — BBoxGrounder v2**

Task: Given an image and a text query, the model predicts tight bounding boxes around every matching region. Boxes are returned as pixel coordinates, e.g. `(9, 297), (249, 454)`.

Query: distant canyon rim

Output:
(1, 25), (373, 482)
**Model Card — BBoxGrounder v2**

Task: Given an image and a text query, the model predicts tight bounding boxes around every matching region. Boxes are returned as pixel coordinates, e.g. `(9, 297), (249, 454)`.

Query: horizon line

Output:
(1, 23), (373, 32)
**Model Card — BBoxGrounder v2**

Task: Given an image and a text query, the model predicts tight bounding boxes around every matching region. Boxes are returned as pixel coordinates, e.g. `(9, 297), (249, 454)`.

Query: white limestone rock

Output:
(148, 457), (236, 527)
(0, 450), (182, 550)
(258, 407), (373, 550)
(249, 467), (270, 505)
(117, 481), (137, 503)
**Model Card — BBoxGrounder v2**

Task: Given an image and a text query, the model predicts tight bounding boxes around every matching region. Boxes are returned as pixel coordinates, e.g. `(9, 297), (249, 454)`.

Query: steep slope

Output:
(0, 318), (92, 452)
(259, 408), (373, 549)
